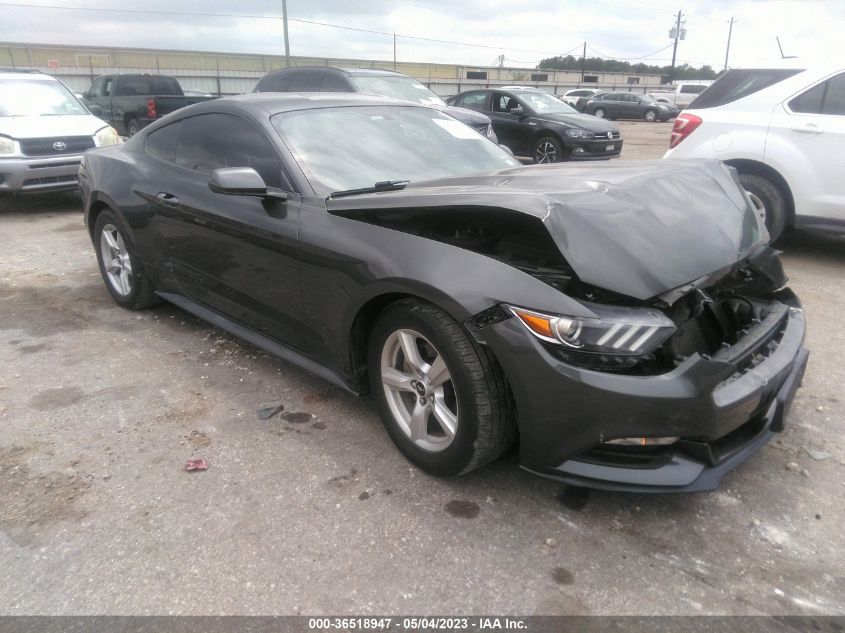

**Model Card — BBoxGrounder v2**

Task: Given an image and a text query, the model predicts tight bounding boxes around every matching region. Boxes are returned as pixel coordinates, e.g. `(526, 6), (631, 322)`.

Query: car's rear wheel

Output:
(533, 136), (563, 163)
(644, 109), (658, 122)
(593, 107), (606, 118)
(367, 299), (515, 477)
(738, 173), (788, 241)
(94, 210), (160, 309)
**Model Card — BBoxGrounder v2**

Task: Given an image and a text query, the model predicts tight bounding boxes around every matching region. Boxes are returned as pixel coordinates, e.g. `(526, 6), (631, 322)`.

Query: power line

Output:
(586, 43), (674, 61)
(0, 1), (582, 56)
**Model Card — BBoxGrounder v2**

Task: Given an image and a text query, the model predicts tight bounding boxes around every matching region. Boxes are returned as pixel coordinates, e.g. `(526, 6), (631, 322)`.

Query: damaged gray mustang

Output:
(79, 93), (809, 492)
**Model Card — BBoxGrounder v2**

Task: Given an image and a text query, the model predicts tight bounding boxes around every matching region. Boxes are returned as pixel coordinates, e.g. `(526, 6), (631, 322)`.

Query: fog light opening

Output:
(605, 436), (679, 447)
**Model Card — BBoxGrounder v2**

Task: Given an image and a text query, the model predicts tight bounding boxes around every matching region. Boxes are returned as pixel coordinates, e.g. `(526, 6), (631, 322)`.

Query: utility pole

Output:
(776, 36), (786, 58)
(669, 9), (685, 83)
(282, 0), (291, 66)
(580, 41), (586, 85)
(393, 34), (397, 69)
(724, 17), (735, 71)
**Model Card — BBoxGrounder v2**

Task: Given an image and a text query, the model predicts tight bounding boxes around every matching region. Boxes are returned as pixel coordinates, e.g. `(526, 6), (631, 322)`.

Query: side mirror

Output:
(209, 167), (287, 200)
(509, 105), (525, 116)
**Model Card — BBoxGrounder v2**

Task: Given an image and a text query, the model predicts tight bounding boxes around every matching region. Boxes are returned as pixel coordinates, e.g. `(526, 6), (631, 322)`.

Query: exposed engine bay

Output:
(341, 206), (790, 376)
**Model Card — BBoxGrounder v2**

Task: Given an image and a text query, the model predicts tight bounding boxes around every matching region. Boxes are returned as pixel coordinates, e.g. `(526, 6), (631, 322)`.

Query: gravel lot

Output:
(1, 120), (844, 615)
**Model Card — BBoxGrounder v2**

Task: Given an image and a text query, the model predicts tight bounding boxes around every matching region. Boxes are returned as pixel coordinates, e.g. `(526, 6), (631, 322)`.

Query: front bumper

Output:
(566, 137), (623, 161)
(0, 154), (84, 193)
(482, 297), (808, 492)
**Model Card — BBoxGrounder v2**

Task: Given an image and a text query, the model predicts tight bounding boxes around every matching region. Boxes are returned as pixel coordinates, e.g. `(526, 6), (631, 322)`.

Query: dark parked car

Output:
(254, 66), (497, 142)
(82, 73), (217, 137)
(79, 93), (808, 492)
(447, 87), (622, 163)
(578, 92), (679, 121)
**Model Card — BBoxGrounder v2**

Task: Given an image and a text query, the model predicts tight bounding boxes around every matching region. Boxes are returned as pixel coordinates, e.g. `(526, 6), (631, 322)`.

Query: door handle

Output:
(156, 192), (179, 207)
(791, 123), (824, 134)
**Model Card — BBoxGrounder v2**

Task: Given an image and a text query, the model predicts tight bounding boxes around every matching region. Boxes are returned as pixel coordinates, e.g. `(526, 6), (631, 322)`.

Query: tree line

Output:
(538, 55), (719, 81)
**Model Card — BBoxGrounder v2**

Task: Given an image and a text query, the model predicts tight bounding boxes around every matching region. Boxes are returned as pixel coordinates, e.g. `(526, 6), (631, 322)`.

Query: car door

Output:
(490, 92), (530, 154)
(597, 94), (620, 117)
(768, 71), (845, 222)
(142, 112), (305, 348)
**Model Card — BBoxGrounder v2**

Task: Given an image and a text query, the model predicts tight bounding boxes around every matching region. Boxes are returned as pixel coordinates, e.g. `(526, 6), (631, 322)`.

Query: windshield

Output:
(512, 91), (577, 114)
(272, 105), (519, 194)
(349, 76), (446, 107)
(0, 78), (88, 116)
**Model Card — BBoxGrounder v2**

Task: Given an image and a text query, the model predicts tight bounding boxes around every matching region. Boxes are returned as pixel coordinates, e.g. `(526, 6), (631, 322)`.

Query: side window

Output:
(457, 92), (488, 111)
(680, 85), (706, 94)
(493, 93), (517, 113)
(102, 77), (113, 97)
(824, 73), (845, 115)
(176, 113), (285, 188)
(319, 75), (351, 92)
(288, 73), (320, 92)
(789, 73), (845, 115)
(88, 77), (104, 97)
(257, 73), (291, 92)
(145, 121), (181, 163)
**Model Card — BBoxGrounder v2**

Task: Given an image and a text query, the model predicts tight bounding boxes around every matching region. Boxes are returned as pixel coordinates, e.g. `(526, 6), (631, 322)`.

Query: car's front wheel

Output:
(94, 210), (160, 309)
(533, 136), (563, 163)
(368, 299), (515, 476)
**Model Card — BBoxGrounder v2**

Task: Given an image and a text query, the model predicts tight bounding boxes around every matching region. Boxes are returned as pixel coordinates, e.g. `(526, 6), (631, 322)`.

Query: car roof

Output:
(262, 66), (405, 78)
(187, 92), (419, 116)
(0, 69), (55, 81)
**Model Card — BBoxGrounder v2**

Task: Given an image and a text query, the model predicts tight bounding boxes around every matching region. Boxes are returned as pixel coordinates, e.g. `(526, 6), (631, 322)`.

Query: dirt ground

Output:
(1, 123), (844, 615)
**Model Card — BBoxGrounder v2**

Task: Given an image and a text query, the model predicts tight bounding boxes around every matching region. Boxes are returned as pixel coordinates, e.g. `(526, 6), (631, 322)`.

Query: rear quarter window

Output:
(689, 69), (802, 109)
(145, 121), (181, 163)
(256, 73), (291, 92)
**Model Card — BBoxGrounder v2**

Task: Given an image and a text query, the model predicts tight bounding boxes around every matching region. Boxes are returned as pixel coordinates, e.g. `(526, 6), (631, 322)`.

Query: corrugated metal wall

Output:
(2, 43), (665, 96)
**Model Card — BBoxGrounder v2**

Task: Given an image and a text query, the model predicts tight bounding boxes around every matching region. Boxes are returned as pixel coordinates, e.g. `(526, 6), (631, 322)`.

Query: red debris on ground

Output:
(184, 458), (208, 472)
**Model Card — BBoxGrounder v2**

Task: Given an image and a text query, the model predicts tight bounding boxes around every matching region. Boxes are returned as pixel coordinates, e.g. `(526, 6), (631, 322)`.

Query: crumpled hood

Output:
(0, 114), (109, 139)
(326, 159), (765, 300)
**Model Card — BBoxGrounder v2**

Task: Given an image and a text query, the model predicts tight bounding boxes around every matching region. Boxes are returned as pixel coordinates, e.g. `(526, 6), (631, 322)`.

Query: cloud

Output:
(0, 0), (841, 69)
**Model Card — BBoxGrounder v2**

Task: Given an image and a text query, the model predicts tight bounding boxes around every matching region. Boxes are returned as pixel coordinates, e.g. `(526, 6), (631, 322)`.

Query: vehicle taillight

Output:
(669, 113), (702, 148)
(146, 98), (157, 119)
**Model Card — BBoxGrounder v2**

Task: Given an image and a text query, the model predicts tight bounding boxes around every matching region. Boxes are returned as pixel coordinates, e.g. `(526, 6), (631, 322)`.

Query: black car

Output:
(82, 73), (217, 136)
(447, 87), (622, 163)
(254, 66), (497, 142)
(79, 94), (809, 492)
(579, 92), (679, 122)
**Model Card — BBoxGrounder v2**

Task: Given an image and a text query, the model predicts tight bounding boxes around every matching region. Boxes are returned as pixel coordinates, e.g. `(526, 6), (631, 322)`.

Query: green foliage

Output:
(538, 56), (718, 82)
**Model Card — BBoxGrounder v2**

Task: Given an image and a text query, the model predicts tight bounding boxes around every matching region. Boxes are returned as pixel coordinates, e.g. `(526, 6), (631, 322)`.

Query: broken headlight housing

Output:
(509, 303), (676, 371)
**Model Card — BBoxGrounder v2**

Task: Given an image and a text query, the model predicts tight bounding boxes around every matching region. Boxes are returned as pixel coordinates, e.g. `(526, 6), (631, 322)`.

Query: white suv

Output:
(664, 59), (845, 239)
(0, 70), (119, 194)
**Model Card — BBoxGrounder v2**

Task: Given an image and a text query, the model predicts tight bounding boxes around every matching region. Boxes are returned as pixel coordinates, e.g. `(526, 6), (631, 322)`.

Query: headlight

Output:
(0, 135), (15, 155)
(94, 126), (121, 147)
(564, 128), (594, 139)
(509, 303), (676, 370)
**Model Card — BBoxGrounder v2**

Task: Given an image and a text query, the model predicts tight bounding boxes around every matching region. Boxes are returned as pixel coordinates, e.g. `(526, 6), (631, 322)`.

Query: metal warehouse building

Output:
(1, 42), (665, 97)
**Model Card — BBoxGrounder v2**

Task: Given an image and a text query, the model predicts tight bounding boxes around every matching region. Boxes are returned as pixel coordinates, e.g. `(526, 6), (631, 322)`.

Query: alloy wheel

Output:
(746, 190), (767, 225)
(380, 328), (458, 452)
(100, 223), (133, 297)
(594, 108), (606, 118)
(534, 140), (558, 164)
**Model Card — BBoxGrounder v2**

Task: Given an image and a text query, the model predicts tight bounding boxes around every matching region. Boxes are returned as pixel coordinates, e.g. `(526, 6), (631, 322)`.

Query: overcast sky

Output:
(0, 0), (841, 69)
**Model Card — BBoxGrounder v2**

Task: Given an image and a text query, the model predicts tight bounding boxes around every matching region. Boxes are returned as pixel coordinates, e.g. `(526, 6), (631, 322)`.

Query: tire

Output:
(532, 135), (564, 164)
(738, 173), (788, 241)
(593, 107), (606, 118)
(367, 299), (515, 477)
(644, 109), (658, 122)
(126, 118), (141, 137)
(93, 209), (160, 310)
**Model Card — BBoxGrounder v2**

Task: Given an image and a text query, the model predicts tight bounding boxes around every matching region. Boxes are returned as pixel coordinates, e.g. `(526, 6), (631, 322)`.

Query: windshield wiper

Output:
(330, 180), (409, 198)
